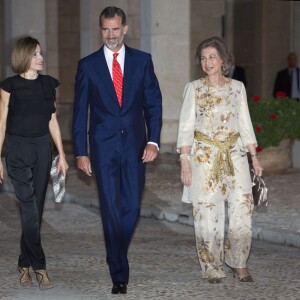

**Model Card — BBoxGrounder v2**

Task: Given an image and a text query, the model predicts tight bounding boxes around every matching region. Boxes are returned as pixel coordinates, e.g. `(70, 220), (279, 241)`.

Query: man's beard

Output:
(104, 36), (124, 50)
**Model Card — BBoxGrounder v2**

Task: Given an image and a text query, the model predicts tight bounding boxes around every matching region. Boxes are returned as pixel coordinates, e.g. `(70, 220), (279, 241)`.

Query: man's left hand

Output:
(142, 144), (158, 163)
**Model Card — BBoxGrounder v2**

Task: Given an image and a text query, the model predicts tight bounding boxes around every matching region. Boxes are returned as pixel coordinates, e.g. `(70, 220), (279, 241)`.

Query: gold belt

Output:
(194, 131), (240, 182)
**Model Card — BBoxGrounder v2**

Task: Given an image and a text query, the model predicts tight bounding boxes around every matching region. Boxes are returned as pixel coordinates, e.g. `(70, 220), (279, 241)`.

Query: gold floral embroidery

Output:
(195, 154), (209, 163)
(221, 184), (227, 195)
(210, 96), (222, 106)
(206, 175), (218, 193)
(242, 193), (254, 215)
(204, 146), (212, 154)
(199, 240), (215, 264)
(194, 145), (212, 165)
(220, 112), (232, 123)
(196, 94), (210, 107)
(225, 239), (231, 251)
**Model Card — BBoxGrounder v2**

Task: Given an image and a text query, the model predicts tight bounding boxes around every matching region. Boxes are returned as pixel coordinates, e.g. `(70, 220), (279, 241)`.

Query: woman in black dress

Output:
(0, 36), (68, 289)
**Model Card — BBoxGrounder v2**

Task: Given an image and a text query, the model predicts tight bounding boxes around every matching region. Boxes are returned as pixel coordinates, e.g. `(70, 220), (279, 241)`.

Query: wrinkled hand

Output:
(0, 160), (3, 184)
(252, 157), (263, 176)
(181, 159), (192, 186)
(77, 156), (92, 176)
(142, 144), (158, 163)
(57, 155), (69, 178)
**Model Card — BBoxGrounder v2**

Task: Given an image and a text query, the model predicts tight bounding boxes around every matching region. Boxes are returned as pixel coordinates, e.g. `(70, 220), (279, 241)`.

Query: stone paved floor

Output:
(2, 154), (300, 248)
(1, 192), (300, 300)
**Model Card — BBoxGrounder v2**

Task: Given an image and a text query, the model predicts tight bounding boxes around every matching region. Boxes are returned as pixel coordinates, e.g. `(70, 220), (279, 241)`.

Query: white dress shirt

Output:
(290, 68), (300, 100)
(104, 44), (125, 77)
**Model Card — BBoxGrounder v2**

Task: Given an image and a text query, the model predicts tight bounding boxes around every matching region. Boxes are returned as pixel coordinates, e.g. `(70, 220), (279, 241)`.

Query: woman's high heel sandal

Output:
(34, 269), (53, 289)
(232, 268), (254, 282)
(18, 267), (33, 286)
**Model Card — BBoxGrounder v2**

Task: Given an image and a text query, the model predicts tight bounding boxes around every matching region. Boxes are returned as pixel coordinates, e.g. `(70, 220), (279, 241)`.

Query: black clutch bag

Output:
(252, 171), (268, 207)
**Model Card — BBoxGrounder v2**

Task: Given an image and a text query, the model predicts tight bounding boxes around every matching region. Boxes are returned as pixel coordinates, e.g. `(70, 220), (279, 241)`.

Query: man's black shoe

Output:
(111, 283), (120, 294)
(111, 282), (127, 294)
(118, 282), (127, 294)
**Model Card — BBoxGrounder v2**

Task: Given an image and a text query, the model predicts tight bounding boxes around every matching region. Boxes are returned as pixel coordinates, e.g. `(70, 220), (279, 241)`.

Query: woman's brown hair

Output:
(11, 36), (40, 74)
(195, 36), (233, 74)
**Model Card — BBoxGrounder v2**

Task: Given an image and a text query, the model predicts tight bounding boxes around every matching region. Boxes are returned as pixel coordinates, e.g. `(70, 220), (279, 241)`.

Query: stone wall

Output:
(0, 0), (4, 80)
(55, 0), (80, 150)
(141, 0), (191, 151)
(0, 0), (299, 161)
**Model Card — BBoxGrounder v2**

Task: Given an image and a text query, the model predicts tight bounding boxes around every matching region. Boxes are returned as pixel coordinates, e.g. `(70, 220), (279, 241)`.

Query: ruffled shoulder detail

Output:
(39, 74), (59, 101)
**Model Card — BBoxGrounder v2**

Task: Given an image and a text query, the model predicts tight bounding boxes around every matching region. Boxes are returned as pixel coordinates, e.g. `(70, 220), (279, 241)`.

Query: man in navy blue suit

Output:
(226, 64), (247, 88)
(226, 55), (247, 88)
(273, 52), (299, 101)
(72, 6), (162, 294)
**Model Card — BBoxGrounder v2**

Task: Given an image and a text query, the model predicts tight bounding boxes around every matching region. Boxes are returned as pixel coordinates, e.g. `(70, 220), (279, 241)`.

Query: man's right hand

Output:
(76, 156), (92, 176)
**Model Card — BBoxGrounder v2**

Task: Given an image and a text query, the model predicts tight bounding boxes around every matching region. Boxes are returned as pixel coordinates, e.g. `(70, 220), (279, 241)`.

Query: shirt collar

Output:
(104, 44), (125, 59)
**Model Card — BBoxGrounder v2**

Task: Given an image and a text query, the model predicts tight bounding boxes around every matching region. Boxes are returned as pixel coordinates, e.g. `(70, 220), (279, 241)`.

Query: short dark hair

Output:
(11, 36), (40, 74)
(195, 36), (233, 74)
(99, 6), (126, 27)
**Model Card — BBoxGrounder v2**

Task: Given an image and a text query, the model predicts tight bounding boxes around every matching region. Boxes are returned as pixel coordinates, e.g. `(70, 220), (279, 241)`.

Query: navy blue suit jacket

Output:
(273, 68), (300, 98)
(226, 65), (247, 88)
(73, 45), (162, 165)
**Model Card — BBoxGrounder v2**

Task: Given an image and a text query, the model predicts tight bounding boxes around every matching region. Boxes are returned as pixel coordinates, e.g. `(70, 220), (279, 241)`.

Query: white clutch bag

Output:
(181, 185), (191, 203)
(50, 155), (65, 203)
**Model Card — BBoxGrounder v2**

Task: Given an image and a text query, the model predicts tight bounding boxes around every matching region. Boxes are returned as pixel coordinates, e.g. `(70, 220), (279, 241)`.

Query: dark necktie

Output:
(112, 53), (123, 107)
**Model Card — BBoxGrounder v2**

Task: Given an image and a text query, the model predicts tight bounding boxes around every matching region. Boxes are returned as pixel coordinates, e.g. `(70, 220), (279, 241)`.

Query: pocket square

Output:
(50, 155), (65, 203)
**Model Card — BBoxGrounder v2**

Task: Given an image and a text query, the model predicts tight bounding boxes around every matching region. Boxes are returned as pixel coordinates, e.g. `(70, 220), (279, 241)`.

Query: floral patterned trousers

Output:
(191, 144), (254, 279)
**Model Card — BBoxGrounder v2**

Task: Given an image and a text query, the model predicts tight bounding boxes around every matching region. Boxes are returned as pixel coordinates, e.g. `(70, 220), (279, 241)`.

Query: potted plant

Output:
(248, 93), (300, 173)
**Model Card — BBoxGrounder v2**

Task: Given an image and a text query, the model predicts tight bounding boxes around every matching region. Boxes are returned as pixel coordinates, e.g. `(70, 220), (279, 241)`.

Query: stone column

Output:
(190, 0), (225, 80)
(141, 0), (191, 151)
(0, 0), (5, 79)
(45, 0), (59, 80)
(233, 0), (291, 98)
(3, 0), (46, 76)
(224, 0), (234, 52)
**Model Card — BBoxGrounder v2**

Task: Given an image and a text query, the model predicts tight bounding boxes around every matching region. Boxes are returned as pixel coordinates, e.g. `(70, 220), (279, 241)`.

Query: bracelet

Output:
(250, 153), (259, 158)
(179, 153), (190, 161)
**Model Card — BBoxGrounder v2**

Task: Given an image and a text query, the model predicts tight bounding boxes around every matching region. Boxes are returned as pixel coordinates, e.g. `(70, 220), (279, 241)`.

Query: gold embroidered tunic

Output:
(177, 78), (257, 279)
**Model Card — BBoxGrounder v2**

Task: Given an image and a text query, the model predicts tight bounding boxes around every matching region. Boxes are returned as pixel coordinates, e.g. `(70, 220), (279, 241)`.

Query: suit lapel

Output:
(123, 45), (138, 109)
(94, 45), (139, 108)
(94, 48), (119, 105)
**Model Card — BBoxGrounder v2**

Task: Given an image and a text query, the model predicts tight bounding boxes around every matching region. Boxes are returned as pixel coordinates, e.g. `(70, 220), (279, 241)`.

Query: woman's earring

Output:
(222, 64), (226, 73)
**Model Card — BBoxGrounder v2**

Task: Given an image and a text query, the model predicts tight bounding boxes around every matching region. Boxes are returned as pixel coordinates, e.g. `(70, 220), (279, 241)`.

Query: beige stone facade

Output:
(0, 0), (299, 164)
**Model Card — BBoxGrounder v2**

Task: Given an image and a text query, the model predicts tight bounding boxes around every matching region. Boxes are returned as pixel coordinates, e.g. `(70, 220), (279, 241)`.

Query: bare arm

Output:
(0, 89), (9, 183)
(48, 112), (69, 178)
(180, 146), (192, 186)
(247, 144), (263, 176)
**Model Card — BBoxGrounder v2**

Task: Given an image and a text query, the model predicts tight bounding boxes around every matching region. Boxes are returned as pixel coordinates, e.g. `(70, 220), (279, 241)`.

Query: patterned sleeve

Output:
(176, 82), (196, 152)
(237, 82), (257, 149)
(0, 77), (13, 93)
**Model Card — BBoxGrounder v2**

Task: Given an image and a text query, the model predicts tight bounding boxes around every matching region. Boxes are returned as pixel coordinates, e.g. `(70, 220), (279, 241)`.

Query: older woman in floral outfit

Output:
(177, 36), (263, 284)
